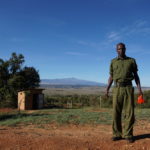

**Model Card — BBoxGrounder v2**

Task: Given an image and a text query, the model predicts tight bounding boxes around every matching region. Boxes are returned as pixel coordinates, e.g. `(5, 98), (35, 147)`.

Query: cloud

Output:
(135, 20), (147, 27)
(65, 51), (88, 56)
(106, 19), (150, 42)
(64, 19), (150, 55)
(76, 40), (97, 47)
(107, 31), (121, 42)
(125, 20), (150, 36)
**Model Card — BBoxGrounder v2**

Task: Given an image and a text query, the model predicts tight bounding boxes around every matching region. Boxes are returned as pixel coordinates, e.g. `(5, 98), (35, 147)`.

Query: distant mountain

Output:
(40, 78), (106, 87)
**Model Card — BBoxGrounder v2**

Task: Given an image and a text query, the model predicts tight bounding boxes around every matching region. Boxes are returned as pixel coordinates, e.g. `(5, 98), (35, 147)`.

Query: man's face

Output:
(116, 44), (126, 57)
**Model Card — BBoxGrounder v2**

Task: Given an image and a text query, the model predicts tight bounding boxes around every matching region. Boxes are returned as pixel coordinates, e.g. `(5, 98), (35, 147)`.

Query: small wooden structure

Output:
(18, 89), (44, 110)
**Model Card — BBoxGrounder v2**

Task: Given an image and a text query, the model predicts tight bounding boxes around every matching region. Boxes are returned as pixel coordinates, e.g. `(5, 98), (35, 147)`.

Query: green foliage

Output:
(0, 108), (113, 126)
(0, 59), (9, 88)
(45, 94), (113, 108)
(9, 52), (25, 75)
(0, 52), (40, 108)
(19, 67), (40, 88)
(1, 108), (150, 127)
(44, 90), (150, 109)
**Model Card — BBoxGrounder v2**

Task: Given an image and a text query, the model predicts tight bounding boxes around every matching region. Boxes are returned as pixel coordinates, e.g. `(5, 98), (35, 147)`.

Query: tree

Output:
(0, 59), (9, 87)
(19, 66), (40, 89)
(0, 53), (40, 108)
(8, 52), (24, 75)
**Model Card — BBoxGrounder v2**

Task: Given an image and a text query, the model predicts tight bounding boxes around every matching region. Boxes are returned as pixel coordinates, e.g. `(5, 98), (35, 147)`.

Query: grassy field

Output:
(0, 107), (150, 127)
(43, 86), (107, 96)
(43, 86), (150, 96)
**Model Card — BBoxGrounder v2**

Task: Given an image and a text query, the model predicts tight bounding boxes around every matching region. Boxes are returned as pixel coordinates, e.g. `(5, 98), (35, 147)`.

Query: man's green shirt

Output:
(110, 56), (138, 83)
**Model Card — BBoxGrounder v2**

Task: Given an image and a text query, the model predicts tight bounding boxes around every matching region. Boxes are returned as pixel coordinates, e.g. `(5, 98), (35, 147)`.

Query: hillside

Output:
(40, 78), (106, 88)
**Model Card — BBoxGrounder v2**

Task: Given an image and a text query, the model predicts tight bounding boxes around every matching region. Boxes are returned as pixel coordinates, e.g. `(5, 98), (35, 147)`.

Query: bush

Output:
(44, 90), (150, 109)
(45, 94), (113, 108)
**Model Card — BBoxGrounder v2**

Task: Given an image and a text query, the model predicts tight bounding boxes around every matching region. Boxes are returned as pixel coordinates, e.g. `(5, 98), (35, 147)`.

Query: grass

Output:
(0, 107), (150, 127)
(135, 108), (150, 120)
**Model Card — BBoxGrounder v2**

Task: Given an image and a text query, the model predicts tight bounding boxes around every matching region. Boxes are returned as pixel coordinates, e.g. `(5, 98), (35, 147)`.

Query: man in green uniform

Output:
(106, 43), (143, 143)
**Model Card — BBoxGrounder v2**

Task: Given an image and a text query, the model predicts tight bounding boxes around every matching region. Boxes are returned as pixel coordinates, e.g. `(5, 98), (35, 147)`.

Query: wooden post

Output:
(70, 99), (73, 109)
(67, 100), (73, 109)
(99, 96), (102, 108)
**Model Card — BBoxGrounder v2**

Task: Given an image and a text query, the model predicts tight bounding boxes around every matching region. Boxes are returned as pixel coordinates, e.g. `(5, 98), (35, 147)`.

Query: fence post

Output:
(70, 99), (73, 108)
(67, 99), (73, 109)
(99, 96), (102, 108)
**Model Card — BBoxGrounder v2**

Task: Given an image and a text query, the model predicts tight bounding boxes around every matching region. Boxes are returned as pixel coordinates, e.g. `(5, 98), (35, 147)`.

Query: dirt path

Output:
(0, 121), (150, 150)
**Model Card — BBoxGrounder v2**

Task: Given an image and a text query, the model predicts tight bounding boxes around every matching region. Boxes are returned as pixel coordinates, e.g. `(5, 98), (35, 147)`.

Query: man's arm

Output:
(105, 75), (113, 97)
(133, 71), (143, 96)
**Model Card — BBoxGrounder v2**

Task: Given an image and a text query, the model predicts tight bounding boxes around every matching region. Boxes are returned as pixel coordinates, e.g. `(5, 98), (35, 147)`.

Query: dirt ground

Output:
(0, 108), (150, 150)
(0, 121), (150, 150)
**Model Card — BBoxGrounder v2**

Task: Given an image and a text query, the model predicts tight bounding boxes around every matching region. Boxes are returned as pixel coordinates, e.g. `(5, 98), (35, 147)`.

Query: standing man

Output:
(106, 43), (143, 143)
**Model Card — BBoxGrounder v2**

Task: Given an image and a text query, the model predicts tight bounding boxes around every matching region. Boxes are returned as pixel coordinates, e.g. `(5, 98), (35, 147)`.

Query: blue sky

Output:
(0, 0), (150, 86)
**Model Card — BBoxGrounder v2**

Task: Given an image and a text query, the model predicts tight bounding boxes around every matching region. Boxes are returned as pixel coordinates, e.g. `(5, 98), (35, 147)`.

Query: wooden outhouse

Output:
(18, 89), (44, 110)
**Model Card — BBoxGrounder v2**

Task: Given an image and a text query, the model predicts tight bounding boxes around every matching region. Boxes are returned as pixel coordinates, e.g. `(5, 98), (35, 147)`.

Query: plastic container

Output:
(137, 95), (145, 104)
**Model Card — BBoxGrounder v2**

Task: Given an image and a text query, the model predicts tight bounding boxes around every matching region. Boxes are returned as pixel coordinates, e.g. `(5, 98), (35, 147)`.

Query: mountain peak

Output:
(41, 78), (106, 86)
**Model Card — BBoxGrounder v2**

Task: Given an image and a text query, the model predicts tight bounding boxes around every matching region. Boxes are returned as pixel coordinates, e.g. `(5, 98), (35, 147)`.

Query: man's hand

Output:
(139, 90), (143, 98)
(134, 71), (143, 98)
(105, 76), (113, 98)
(105, 90), (109, 98)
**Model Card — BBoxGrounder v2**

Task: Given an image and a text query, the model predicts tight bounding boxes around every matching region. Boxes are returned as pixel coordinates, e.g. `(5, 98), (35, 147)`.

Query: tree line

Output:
(0, 52), (40, 108)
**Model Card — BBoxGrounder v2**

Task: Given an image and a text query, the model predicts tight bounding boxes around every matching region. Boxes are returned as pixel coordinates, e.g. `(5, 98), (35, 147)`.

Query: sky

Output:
(0, 0), (150, 86)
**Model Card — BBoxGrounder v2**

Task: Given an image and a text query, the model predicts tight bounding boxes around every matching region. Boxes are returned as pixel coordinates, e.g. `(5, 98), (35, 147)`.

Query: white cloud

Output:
(125, 20), (150, 36)
(65, 51), (88, 56)
(107, 31), (121, 42)
(106, 19), (150, 42)
(135, 20), (147, 27)
(76, 40), (97, 48)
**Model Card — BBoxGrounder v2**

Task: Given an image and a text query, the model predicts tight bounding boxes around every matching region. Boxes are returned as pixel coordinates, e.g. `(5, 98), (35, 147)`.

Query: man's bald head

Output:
(116, 43), (126, 49)
(116, 42), (126, 58)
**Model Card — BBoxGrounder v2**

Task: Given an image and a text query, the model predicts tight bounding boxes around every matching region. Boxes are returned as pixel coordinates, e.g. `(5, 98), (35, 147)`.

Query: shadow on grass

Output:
(0, 113), (49, 121)
(134, 134), (150, 141)
(44, 105), (66, 109)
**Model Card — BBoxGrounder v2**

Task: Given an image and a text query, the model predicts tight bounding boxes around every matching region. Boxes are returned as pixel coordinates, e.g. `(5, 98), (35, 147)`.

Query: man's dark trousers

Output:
(112, 86), (135, 138)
